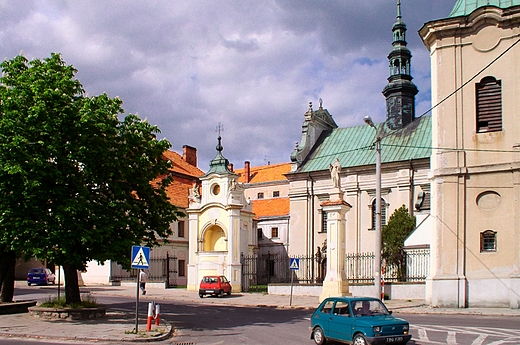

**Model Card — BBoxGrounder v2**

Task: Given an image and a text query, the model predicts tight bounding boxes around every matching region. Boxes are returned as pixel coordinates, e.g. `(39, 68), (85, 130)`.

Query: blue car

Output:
(27, 268), (56, 286)
(310, 296), (411, 345)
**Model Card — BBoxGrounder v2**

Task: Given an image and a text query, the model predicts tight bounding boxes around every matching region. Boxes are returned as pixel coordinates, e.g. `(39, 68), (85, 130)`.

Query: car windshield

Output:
(30, 269), (45, 274)
(351, 299), (389, 316)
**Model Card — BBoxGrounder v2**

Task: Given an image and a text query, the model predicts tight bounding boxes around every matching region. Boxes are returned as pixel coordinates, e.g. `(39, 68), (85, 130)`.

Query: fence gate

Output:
(110, 253), (178, 286)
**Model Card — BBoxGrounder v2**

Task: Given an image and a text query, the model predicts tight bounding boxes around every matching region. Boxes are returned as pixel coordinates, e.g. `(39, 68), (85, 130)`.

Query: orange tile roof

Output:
(251, 197), (290, 219)
(161, 150), (205, 209)
(234, 162), (291, 184)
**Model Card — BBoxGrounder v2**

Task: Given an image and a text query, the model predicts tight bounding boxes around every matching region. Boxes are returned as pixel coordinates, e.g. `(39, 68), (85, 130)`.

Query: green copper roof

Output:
(203, 136), (235, 177)
(297, 115), (431, 173)
(450, 0), (520, 17)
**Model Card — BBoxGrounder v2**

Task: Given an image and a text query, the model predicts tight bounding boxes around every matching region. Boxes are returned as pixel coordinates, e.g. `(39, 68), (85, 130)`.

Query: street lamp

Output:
(363, 116), (382, 300)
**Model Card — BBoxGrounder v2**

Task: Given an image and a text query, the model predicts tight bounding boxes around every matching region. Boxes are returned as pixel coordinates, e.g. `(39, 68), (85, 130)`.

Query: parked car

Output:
(199, 275), (232, 298)
(310, 296), (411, 345)
(27, 268), (56, 286)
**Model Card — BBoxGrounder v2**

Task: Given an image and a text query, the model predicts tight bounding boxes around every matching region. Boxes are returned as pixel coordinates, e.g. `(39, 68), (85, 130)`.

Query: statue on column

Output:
(188, 183), (200, 203)
(329, 158), (341, 189)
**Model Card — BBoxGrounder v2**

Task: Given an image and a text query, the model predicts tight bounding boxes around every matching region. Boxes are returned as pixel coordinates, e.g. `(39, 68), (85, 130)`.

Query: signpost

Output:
(131, 246), (150, 333)
(289, 258), (300, 306)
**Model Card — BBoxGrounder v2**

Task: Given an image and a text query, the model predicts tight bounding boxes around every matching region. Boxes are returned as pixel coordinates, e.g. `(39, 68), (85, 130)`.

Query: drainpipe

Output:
(309, 173), (315, 280)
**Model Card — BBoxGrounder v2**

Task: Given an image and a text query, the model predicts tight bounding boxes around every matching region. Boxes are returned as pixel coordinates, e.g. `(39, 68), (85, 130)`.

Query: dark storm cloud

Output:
(0, 0), (457, 168)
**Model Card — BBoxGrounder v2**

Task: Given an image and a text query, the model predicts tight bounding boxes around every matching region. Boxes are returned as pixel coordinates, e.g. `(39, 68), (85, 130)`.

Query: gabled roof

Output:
(251, 197), (290, 219)
(449, 0), (520, 17)
(161, 150), (205, 209)
(162, 150), (205, 178)
(234, 163), (291, 184)
(296, 115), (431, 173)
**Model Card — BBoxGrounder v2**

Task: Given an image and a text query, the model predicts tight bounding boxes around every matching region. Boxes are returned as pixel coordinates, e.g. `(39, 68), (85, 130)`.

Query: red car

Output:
(199, 275), (232, 298)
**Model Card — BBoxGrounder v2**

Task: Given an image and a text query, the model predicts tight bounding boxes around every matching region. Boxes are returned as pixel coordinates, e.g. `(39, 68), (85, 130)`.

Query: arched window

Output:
(371, 198), (387, 230)
(480, 230), (497, 252)
(476, 76), (502, 133)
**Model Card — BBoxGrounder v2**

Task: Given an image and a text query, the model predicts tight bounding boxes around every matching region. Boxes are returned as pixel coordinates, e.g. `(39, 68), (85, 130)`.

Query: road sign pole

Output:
(290, 270), (294, 306)
(135, 271), (140, 333)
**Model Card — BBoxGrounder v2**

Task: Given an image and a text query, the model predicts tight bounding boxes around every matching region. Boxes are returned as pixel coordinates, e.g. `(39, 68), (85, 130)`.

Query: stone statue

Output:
(188, 183), (200, 203)
(329, 158), (341, 188)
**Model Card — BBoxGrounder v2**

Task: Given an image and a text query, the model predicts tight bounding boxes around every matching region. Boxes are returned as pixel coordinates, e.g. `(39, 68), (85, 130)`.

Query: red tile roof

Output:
(234, 163), (291, 184)
(162, 150), (205, 209)
(251, 197), (290, 219)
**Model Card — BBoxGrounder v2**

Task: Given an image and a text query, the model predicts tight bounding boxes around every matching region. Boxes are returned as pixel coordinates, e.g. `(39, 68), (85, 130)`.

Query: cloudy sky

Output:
(0, 0), (456, 169)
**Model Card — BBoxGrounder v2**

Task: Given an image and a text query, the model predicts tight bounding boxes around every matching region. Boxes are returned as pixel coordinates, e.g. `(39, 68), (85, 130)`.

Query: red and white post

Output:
(155, 304), (160, 326)
(146, 302), (155, 331)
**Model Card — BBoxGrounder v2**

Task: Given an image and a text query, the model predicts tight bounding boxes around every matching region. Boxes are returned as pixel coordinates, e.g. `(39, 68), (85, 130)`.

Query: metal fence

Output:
(110, 252), (179, 287)
(241, 249), (430, 291)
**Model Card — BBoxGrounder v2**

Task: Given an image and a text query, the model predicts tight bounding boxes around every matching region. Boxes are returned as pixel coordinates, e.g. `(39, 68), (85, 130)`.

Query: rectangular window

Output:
(321, 211), (328, 233)
(481, 230), (497, 252)
(257, 228), (263, 240)
(271, 227), (279, 238)
(178, 260), (186, 277)
(257, 192), (264, 199)
(273, 191), (280, 197)
(178, 221), (185, 238)
(476, 77), (502, 133)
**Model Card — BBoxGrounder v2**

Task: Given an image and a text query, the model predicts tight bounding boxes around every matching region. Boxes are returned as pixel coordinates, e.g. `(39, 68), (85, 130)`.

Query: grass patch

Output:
(39, 295), (98, 309)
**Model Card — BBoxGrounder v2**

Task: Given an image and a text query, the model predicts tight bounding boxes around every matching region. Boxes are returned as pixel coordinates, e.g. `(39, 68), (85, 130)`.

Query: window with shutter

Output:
(476, 77), (502, 133)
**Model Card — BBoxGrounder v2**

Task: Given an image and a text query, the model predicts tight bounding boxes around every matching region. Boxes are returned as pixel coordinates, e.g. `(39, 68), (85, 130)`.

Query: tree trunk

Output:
(63, 263), (81, 304)
(0, 250), (16, 302)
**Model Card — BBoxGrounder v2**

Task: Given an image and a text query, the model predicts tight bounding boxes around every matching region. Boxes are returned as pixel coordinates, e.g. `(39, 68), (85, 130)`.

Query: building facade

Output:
(420, 1), (520, 308)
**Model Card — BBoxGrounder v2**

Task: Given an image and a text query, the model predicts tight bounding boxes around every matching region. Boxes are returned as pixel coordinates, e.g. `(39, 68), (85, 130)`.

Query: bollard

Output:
(146, 301), (155, 331)
(155, 304), (160, 326)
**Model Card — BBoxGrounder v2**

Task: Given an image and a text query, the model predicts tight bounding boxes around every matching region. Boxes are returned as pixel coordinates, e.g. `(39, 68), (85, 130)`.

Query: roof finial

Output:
(215, 122), (224, 153)
(319, 98), (323, 110)
(397, 0), (402, 22)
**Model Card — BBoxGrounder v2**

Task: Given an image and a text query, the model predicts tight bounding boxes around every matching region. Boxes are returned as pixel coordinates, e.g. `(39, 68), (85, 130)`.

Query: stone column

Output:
(319, 198), (352, 302)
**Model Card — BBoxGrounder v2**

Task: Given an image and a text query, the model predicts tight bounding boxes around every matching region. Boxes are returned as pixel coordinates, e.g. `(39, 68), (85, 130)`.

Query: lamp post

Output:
(363, 116), (382, 300)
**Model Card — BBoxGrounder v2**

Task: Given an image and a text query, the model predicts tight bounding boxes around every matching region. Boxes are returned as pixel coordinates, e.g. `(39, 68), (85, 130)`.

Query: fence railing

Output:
(109, 252), (179, 287)
(241, 249), (430, 291)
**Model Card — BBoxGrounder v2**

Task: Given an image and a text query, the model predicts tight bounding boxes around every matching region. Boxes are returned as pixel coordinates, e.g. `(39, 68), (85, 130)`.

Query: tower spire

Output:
(382, 0), (418, 130)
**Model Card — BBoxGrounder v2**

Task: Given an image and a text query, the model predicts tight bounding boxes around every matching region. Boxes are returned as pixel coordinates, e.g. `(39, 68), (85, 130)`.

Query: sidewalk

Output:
(1, 284), (519, 343)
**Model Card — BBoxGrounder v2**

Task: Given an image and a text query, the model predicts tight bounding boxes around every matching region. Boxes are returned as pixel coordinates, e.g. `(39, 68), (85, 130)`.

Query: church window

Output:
(273, 191), (280, 197)
(257, 192), (264, 199)
(271, 227), (279, 238)
(476, 77), (502, 133)
(480, 230), (497, 252)
(370, 198), (387, 230)
(257, 228), (263, 240)
(178, 260), (186, 277)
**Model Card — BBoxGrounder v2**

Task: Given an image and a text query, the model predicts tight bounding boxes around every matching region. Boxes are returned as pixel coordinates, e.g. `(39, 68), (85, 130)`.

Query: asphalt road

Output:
(5, 285), (520, 345)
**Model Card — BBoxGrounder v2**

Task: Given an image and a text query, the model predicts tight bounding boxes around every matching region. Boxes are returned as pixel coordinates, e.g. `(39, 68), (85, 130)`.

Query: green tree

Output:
(0, 53), (183, 303)
(382, 205), (416, 282)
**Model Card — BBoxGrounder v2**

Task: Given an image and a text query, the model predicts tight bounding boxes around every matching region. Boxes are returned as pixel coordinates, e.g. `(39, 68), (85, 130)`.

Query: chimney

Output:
(245, 161), (251, 183)
(183, 145), (197, 167)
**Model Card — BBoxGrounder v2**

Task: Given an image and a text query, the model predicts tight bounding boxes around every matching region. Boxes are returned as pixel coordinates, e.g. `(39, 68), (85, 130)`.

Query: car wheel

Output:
(27, 282), (31, 286)
(353, 334), (367, 345)
(226, 287), (232, 296)
(312, 326), (327, 345)
(199, 293), (204, 298)
(218, 290), (224, 298)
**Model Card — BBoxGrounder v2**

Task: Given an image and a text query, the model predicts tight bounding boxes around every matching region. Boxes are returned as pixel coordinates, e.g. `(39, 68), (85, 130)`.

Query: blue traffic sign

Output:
(289, 258), (300, 270)
(131, 246), (150, 269)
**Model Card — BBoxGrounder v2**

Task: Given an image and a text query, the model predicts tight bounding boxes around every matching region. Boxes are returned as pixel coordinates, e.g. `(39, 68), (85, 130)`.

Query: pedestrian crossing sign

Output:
(290, 258), (300, 270)
(131, 246), (150, 269)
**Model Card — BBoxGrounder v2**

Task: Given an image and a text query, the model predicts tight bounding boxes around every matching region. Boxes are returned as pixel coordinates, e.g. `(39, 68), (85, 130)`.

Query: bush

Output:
(39, 295), (98, 309)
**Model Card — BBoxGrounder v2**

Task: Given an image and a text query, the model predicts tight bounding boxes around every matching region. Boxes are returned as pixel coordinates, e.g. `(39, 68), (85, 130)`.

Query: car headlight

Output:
(373, 326), (381, 333)
(403, 325), (409, 334)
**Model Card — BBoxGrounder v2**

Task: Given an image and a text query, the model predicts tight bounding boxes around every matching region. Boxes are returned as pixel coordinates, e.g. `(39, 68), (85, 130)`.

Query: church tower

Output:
(382, 0), (418, 130)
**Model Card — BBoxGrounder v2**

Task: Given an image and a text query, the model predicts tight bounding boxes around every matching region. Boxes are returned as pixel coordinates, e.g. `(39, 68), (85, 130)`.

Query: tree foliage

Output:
(0, 53), (183, 303)
(382, 205), (416, 281)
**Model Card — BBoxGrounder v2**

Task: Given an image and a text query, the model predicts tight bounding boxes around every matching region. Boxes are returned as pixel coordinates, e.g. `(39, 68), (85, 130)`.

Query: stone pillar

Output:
(319, 198), (352, 302)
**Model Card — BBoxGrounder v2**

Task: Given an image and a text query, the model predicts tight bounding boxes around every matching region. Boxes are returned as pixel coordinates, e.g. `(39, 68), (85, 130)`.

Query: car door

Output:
(313, 299), (334, 335)
(328, 300), (353, 341)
